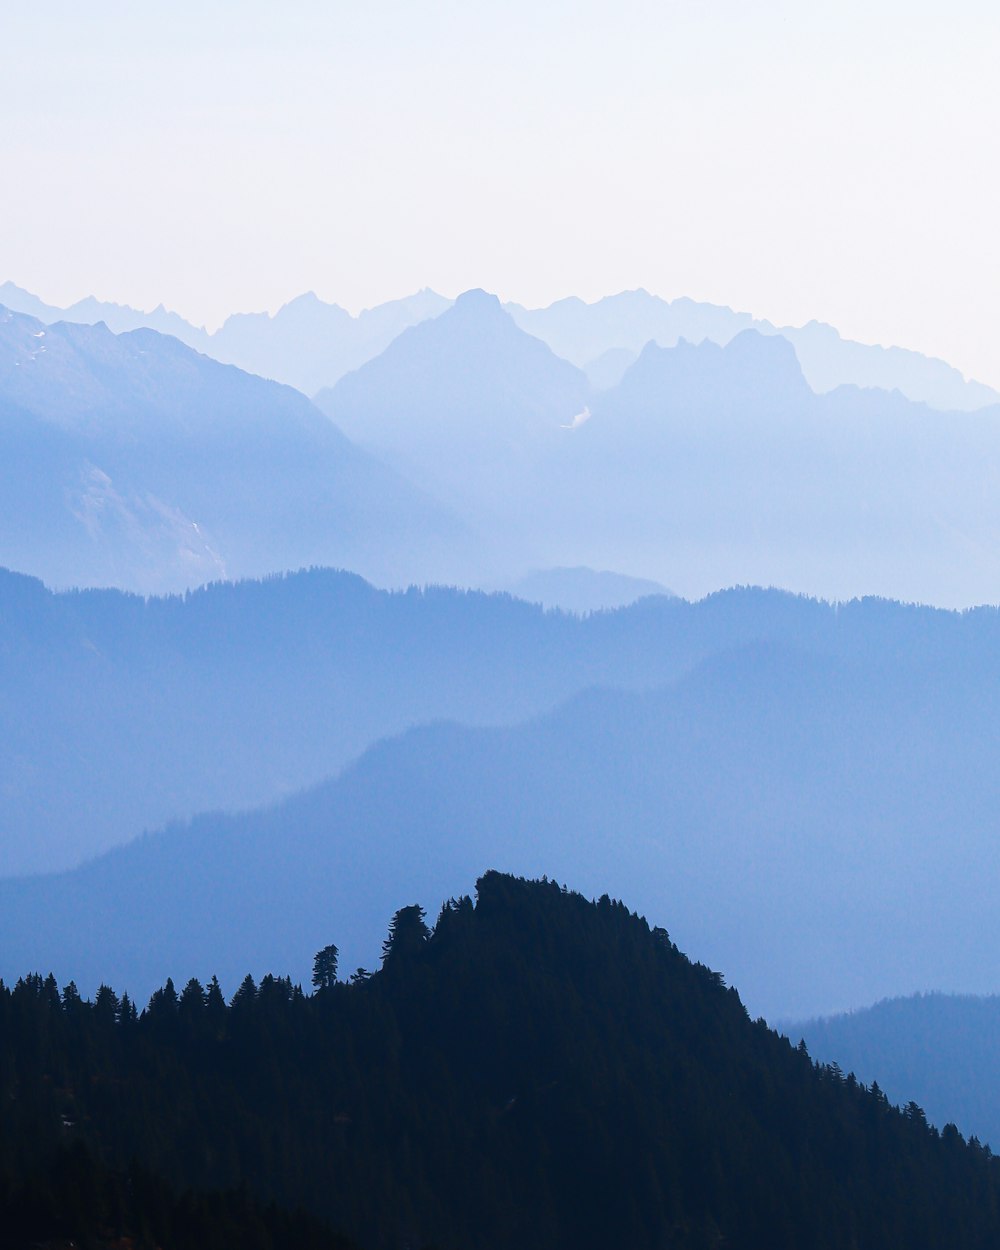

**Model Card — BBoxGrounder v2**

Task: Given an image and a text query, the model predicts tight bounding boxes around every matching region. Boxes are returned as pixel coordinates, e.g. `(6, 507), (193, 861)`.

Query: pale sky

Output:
(2, 1), (998, 384)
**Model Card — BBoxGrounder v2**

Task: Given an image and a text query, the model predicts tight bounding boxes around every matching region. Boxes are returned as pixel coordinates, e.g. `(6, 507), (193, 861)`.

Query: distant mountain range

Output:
(317, 296), (1000, 605)
(7, 577), (1000, 1019)
(507, 289), (1000, 412)
(503, 566), (673, 613)
(0, 280), (450, 396)
(0, 305), (465, 592)
(4, 279), (996, 411)
(7, 289), (1000, 603)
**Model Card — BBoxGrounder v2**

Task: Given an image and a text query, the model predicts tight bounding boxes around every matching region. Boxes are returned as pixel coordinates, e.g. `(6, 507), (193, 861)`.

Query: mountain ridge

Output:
(5, 279), (994, 411)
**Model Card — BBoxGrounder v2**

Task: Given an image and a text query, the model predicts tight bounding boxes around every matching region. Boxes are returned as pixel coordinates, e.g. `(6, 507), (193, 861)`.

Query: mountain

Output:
(508, 288), (1000, 411)
(548, 330), (1000, 605)
(314, 289), (590, 535)
(208, 288), (452, 393)
(8, 589), (1000, 1018)
(506, 566), (673, 612)
(0, 306), (464, 593)
(780, 318), (1000, 412)
(0, 280), (210, 347)
(5, 871), (1000, 1250)
(508, 289), (759, 371)
(787, 994), (1000, 1149)
(0, 282), (453, 394)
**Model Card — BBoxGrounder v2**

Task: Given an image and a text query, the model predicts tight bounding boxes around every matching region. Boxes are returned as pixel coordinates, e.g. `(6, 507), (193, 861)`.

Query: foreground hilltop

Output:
(2, 872), (999, 1249)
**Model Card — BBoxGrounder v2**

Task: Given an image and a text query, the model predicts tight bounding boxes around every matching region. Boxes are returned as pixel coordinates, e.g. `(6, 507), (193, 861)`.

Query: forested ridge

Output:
(3, 872), (1000, 1249)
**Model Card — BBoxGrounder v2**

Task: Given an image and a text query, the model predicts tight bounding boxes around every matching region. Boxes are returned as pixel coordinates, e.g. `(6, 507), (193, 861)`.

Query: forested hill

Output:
(4, 873), (1000, 1250)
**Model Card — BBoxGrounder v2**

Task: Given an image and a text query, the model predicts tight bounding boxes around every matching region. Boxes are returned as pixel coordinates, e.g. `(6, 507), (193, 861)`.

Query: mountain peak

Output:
(452, 288), (504, 317)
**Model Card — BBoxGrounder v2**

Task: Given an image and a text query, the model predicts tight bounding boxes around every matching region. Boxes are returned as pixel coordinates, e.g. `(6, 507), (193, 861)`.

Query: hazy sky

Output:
(2, 2), (998, 384)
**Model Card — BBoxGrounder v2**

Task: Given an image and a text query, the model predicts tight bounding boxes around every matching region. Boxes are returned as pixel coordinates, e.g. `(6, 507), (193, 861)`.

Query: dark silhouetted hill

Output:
(4, 872), (1000, 1250)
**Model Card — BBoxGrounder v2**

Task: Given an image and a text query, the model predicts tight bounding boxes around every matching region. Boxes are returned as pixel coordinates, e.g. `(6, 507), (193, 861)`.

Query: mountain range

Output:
(319, 298), (1000, 605)
(0, 280), (451, 397)
(4, 279), (995, 412)
(8, 286), (1000, 603)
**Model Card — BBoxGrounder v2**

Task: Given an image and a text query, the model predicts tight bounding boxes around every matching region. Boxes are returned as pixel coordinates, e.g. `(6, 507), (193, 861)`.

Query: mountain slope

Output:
(5, 871), (1000, 1250)
(0, 306), (464, 592)
(310, 289), (591, 526)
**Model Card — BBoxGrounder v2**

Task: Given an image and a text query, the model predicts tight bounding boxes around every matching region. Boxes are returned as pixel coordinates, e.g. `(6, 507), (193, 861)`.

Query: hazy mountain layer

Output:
(316, 296), (1000, 604)
(314, 289), (590, 531)
(0, 306), (464, 593)
(5, 872), (1000, 1250)
(787, 994), (1000, 1150)
(7, 588), (1000, 1018)
(507, 288), (1000, 411)
(8, 570), (999, 881)
(0, 281), (451, 395)
(6, 279), (994, 412)
(0, 565), (709, 874)
(10, 285), (1000, 603)
(503, 565), (673, 612)
(551, 330), (1000, 605)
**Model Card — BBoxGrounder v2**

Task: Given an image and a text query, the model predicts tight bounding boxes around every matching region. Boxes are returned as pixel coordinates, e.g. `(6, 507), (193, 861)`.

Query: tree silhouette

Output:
(380, 904), (430, 971)
(312, 944), (340, 991)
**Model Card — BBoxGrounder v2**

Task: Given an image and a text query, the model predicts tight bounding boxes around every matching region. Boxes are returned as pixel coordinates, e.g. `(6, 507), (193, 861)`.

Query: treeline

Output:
(3, 873), (1000, 1249)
